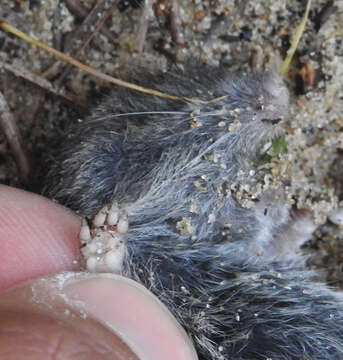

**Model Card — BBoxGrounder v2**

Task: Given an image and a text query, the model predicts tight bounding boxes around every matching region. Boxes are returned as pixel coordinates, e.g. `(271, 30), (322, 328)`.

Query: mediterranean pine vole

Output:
(44, 62), (343, 360)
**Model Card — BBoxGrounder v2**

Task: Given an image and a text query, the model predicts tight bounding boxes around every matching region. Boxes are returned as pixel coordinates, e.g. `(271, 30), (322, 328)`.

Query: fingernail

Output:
(63, 273), (198, 360)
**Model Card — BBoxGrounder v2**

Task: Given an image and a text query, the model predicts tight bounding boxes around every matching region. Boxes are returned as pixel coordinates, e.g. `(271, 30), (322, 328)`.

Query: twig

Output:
(65, 0), (87, 18)
(0, 20), (226, 105)
(0, 19), (180, 100)
(42, 0), (119, 80)
(280, 0), (312, 76)
(57, 0), (120, 85)
(63, 0), (119, 53)
(136, 0), (155, 53)
(0, 91), (30, 184)
(1, 61), (87, 108)
(65, 0), (118, 44)
(203, 0), (249, 44)
(169, 0), (185, 47)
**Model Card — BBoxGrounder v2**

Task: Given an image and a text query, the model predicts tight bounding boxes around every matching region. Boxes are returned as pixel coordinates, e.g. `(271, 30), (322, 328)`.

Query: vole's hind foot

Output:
(272, 208), (317, 261)
(80, 202), (128, 273)
(253, 191), (317, 261)
(328, 207), (343, 227)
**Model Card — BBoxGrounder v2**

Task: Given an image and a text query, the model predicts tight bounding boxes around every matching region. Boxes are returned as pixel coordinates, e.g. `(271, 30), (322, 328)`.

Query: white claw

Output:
(328, 207), (343, 227)
(87, 242), (98, 254)
(79, 219), (91, 242)
(81, 202), (128, 274)
(117, 213), (129, 234)
(104, 249), (125, 273)
(93, 205), (109, 227)
(107, 202), (119, 225)
(86, 256), (98, 272)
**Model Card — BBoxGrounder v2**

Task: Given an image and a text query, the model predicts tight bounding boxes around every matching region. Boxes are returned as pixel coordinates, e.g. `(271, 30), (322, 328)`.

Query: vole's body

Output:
(45, 63), (343, 359)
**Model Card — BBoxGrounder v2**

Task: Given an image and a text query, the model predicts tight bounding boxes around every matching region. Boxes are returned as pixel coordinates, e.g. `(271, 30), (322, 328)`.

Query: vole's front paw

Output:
(79, 202), (128, 273)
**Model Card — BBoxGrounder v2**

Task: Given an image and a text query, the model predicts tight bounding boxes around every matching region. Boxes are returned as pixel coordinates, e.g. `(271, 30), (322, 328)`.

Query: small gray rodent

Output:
(44, 62), (343, 359)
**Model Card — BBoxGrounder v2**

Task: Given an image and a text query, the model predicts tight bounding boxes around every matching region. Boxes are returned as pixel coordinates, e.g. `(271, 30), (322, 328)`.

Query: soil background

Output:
(0, 0), (342, 286)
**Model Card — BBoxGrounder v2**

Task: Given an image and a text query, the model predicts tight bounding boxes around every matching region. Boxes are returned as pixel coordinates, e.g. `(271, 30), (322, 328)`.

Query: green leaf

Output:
(271, 136), (288, 155)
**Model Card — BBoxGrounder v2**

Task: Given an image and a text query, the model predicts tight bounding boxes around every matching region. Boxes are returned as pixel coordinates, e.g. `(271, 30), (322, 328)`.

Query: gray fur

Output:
(44, 62), (343, 359)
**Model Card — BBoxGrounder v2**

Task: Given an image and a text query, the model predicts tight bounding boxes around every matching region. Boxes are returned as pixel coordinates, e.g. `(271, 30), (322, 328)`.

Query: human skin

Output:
(0, 185), (197, 360)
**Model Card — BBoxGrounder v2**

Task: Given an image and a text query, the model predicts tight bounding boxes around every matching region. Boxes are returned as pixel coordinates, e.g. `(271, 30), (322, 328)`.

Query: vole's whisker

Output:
(179, 112), (232, 124)
(93, 110), (231, 124)
(92, 111), (190, 122)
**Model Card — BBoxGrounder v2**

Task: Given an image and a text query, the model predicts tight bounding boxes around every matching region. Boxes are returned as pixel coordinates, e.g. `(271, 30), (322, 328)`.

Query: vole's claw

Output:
(80, 201), (128, 273)
(107, 202), (119, 225)
(80, 218), (91, 243)
(93, 204), (109, 227)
